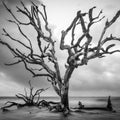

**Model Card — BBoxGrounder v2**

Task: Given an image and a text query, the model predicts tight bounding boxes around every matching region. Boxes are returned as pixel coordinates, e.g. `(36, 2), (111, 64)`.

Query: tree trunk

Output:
(60, 66), (74, 113)
(61, 83), (69, 113)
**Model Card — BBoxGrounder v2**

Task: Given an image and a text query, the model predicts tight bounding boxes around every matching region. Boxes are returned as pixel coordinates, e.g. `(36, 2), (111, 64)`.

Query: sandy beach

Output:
(0, 96), (120, 120)
(0, 106), (120, 120)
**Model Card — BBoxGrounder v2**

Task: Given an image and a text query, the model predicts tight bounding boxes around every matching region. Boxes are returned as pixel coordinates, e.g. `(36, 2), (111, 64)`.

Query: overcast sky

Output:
(0, 0), (120, 97)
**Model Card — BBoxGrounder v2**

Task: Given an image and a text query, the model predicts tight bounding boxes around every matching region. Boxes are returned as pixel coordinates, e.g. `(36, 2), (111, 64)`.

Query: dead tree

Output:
(16, 80), (49, 106)
(0, 1), (120, 114)
(1, 80), (49, 110)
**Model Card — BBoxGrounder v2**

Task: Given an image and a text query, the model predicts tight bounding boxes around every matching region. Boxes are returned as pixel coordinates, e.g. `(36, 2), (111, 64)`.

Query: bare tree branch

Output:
(61, 7), (120, 68)
(0, 1), (120, 112)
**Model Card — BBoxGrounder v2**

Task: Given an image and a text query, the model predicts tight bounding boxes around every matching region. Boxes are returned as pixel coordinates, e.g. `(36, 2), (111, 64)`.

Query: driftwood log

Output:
(73, 96), (116, 112)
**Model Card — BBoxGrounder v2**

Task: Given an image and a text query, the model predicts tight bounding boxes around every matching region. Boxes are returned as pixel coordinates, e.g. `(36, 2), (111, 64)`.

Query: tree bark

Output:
(60, 66), (74, 113)
(61, 84), (69, 111)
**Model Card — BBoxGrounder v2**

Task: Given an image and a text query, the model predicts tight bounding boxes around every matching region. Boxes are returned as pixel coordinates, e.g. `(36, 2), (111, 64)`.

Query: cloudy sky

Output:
(0, 0), (120, 97)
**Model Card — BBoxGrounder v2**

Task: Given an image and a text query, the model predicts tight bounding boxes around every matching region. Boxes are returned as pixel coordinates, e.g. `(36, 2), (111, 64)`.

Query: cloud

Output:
(0, 71), (23, 96)
(69, 54), (120, 96)
(1, 0), (120, 97)
(0, 71), (52, 96)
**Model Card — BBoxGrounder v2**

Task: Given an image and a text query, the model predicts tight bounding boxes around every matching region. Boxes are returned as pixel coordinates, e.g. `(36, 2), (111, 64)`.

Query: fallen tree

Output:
(1, 80), (52, 111)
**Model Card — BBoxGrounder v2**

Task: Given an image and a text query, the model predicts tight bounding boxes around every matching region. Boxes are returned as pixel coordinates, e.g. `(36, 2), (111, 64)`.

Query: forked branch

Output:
(60, 7), (120, 68)
(0, 1), (62, 91)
